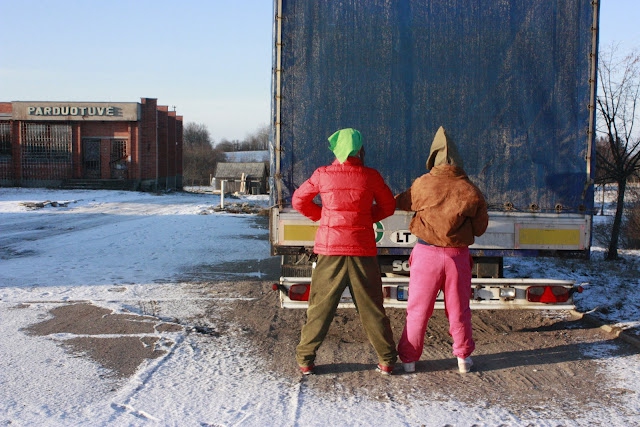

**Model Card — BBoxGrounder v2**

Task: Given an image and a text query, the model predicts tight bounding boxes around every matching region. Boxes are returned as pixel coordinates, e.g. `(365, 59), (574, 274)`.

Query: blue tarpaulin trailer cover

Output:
(270, 0), (598, 214)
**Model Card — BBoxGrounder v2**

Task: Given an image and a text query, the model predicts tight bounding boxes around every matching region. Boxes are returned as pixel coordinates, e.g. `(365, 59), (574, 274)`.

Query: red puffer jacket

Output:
(292, 156), (396, 256)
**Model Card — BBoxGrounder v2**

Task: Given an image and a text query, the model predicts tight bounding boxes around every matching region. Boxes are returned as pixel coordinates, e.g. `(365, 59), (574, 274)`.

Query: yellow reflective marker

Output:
(518, 228), (581, 246)
(283, 224), (318, 242)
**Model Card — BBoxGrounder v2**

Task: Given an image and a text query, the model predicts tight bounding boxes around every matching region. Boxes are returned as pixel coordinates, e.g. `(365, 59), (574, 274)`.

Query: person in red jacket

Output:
(292, 128), (398, 375)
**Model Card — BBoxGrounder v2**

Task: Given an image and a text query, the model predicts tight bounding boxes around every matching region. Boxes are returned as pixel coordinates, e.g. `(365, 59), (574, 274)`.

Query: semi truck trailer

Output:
(269, 0), (599, 309)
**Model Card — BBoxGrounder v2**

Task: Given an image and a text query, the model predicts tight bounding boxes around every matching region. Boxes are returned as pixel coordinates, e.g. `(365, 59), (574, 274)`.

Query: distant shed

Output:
(213, 162), (268, 194)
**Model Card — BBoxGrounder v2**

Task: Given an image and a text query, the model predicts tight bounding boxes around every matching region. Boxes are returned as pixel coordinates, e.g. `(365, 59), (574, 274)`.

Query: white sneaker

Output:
(457, 357), (473, 373)
(402, 362), (415, 373)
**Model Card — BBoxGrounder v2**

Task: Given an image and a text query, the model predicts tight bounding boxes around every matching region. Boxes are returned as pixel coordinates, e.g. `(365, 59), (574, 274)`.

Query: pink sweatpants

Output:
(397, 243), (475, 362)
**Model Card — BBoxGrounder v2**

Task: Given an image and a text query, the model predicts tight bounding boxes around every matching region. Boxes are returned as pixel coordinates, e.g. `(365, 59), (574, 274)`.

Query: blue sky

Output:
(1, 1), (638, 143)
(0, 0), (272, 143)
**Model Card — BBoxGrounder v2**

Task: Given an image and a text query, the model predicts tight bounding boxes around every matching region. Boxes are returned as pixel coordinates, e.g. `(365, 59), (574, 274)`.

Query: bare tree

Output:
(241, 124), (269, 150)
(216, 138), (240, 152)
(215, 125), (269, 152)
(596, 45), (640, 259)
(184, 122), (213, 147)
(182, 122), (225, 185)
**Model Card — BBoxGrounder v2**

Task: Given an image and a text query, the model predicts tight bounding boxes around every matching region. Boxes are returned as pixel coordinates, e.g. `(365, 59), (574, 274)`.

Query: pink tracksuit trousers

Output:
(397, 243), (475, 363)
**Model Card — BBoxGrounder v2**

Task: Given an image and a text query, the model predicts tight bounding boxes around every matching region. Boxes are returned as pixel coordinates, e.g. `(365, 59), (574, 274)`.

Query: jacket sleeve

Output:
(396, 174), (427, 212)
(292, 172), (322, 222)
(394, 188), (413, 211)
(371, 171), (396, 222)
(471, 191), (489, 237)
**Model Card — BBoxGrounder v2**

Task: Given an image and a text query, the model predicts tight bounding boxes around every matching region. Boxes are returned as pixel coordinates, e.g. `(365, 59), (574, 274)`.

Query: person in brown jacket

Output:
(395, 126), (489, 374)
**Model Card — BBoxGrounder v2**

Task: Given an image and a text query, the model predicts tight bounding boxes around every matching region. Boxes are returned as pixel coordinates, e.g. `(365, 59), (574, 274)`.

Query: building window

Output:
(21, 122), (72, 180)
(0, 122), (10, 157)
(21, 123), (72, 161)
(110, 139), (128, 178)
(111, 139), (127, 163)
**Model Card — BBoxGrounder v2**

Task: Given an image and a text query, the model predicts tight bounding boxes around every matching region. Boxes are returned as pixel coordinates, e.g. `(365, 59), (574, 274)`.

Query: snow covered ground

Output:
(0, 186), (638, 426)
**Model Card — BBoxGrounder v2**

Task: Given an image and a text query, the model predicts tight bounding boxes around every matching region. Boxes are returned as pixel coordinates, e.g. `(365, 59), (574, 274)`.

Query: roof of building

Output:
(224, 150), (269, 163)
(214, 162), (267, 179)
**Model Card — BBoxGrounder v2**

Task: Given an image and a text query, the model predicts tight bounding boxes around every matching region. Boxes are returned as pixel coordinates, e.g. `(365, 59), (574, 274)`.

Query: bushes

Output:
(621, 186), (640, 249)
(592, 184), (640, 250)
(183, 144), (225, 186)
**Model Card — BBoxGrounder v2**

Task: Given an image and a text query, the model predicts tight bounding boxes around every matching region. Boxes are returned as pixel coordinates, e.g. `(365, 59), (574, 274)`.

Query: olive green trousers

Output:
(295, 255), (397, 367)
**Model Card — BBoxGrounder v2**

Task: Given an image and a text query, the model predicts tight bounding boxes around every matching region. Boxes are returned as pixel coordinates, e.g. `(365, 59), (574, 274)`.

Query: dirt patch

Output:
(24, 303), (184, 378)
(206, 280), (639, 418)
(62, 336), (167, 378)
(25, 303), (159, 335)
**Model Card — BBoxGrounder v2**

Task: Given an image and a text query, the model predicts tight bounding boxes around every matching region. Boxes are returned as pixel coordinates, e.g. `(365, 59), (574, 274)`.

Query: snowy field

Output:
(0, 186), (638, 426)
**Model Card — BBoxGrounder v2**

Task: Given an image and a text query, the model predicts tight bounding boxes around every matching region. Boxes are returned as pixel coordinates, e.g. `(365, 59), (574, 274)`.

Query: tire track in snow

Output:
(105, 330), (187, 424)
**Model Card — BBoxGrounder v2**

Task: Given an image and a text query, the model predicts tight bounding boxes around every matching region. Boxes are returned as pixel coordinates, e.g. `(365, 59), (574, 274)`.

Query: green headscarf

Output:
(328, 128), (363, 163)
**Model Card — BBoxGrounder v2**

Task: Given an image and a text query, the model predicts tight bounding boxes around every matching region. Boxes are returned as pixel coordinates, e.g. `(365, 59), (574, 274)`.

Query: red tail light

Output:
(288, 284), (310, 301)
(383, 286), (392, 298)
(526, 285), (570, 303)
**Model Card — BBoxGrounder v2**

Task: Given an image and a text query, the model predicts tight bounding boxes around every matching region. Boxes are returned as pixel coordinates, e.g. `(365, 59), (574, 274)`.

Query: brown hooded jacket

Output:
(395, 126), (489, 247)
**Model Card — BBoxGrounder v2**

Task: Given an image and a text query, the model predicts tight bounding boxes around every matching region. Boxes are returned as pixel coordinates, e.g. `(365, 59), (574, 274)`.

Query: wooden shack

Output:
(212, 162), (268, 194)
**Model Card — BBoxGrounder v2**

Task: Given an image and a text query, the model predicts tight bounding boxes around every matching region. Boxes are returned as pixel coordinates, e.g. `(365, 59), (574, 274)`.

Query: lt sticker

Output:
(390, 230), (417, 245)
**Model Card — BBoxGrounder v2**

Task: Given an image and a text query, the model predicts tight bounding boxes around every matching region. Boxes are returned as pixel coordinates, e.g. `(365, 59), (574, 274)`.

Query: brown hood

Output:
(426, 126), (464, 170)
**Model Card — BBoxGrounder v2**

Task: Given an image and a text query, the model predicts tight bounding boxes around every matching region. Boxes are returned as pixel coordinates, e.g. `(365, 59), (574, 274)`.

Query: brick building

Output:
(0, 98), (183, 191)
